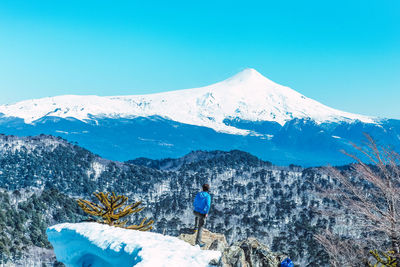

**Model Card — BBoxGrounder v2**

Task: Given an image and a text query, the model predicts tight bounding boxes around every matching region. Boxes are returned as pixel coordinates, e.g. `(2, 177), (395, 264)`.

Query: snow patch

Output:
(87, 161), (106, 181)
(47, 222), (220, 267)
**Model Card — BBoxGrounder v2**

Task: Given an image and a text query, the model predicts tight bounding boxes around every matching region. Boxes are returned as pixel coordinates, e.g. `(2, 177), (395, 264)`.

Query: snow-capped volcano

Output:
(0, 68), (375, 135)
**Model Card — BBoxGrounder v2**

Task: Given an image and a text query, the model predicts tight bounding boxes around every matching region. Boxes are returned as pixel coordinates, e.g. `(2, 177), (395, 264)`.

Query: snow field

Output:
(47, 222), (221, 267)
(0, 68), (376, 135)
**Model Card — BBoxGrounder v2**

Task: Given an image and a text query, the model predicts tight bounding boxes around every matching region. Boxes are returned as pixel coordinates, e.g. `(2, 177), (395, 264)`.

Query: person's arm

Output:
(193, 193), (199, 210)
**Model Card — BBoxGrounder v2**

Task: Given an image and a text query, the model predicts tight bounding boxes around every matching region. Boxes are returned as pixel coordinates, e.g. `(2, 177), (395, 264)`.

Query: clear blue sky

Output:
(0, 0), (399, 118)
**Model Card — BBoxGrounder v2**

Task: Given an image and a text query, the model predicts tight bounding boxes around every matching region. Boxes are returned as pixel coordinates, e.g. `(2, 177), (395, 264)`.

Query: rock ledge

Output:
(178, 228), (287, 267)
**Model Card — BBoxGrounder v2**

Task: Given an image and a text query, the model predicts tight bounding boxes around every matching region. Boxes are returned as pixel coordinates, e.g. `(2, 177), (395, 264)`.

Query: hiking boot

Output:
(196, 242), (206, 248)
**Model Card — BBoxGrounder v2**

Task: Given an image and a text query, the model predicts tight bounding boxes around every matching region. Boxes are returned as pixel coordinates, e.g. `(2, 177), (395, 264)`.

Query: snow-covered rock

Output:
(0, 68), (376, 135)
(46, 222), (221, 267)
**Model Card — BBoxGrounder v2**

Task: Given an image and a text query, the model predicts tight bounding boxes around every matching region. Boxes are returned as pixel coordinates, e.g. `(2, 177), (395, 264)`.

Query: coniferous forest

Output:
(0, 134), (376, 266)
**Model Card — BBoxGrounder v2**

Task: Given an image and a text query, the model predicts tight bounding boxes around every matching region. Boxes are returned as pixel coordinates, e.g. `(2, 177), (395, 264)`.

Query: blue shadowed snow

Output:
(47, 222), (220, 267)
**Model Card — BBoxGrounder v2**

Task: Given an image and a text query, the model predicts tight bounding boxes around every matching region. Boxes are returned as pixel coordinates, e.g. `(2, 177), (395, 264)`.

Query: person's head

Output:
(202, 183), (210, 192)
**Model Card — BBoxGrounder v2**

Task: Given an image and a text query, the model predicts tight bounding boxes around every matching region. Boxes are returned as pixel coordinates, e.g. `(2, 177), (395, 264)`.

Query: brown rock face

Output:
(177, 228), (228, 251)
(178, 229), (287, 267)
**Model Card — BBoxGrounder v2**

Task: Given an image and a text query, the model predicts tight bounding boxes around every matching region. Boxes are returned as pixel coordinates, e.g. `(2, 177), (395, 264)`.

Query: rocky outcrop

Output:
(178, 229), (287, 267)
(178, 228), (228, 252)
(221, 238), (287, 267)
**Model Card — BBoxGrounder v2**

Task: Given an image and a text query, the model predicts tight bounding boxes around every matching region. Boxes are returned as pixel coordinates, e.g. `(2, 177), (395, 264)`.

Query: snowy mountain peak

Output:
(0, 69), (376, 135)
(229, 68), (282, 86)
(225, 68), (273, 83)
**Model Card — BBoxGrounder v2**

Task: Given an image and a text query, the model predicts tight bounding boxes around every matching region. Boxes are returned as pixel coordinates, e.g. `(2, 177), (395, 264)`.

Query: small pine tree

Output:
(77, 192), (154, 231)
(369, 250), (397, 267)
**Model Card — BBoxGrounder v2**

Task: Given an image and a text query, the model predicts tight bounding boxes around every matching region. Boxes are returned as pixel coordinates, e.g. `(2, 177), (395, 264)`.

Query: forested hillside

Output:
(0, 134), (338, 266)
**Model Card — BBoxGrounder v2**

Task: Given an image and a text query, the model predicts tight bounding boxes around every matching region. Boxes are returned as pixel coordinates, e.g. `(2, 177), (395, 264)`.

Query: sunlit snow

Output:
(0, 68), (376, 135)
(47, 222), (220, 267)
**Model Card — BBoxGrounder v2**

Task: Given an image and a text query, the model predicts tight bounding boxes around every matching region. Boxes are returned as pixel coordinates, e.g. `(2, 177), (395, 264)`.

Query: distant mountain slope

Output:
(1, 115), (398, 166)
(0, 68), (376, 134)
(0, 69), (398, 166)
(127, 150), (271, 171)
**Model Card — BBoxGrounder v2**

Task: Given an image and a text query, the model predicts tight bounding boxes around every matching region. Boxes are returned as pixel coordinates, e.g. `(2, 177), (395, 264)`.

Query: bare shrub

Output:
(315, 134), (400, 266)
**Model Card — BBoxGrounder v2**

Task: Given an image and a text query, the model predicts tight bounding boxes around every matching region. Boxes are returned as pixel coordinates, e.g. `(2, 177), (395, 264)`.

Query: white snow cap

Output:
(0, 68), (375, 135)
(47, 222), (220, 267)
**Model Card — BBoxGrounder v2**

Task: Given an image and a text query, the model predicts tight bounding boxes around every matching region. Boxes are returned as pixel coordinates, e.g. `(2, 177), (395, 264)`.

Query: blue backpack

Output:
(281, 258), (294, 267)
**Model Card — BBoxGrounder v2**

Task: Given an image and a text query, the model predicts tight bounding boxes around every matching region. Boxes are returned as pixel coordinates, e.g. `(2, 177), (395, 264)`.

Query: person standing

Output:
(193, 183), (211, 247)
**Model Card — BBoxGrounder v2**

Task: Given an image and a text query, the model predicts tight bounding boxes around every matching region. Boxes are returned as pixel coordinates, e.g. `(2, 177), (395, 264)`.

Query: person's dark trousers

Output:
(193, 211), (206, 245)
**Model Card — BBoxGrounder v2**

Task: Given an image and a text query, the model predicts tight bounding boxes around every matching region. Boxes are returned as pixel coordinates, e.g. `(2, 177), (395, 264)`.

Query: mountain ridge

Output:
(0, 68), (376, 135)
(1, 69), (398, 166)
